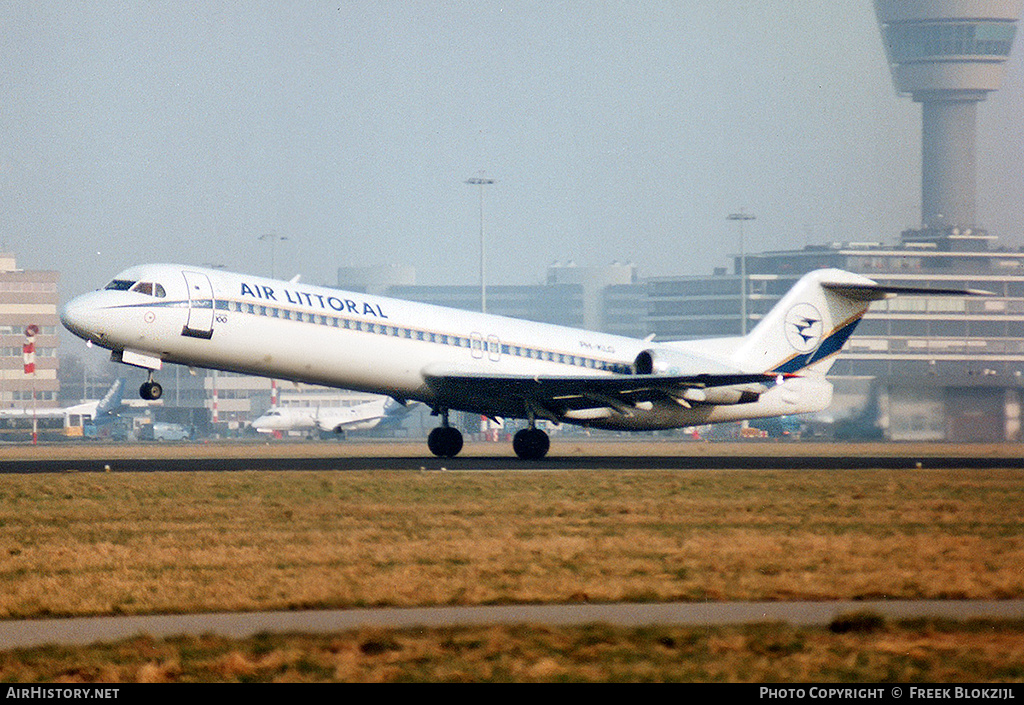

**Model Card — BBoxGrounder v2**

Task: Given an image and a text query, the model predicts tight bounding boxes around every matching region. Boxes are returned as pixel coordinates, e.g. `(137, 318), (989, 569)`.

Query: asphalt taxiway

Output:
(3, 600), (1024, 650)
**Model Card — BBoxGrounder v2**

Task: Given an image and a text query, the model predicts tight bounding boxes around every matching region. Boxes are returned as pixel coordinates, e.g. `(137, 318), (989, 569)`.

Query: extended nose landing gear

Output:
(140, 371), (163, 401)
(427, 409), (463, 458)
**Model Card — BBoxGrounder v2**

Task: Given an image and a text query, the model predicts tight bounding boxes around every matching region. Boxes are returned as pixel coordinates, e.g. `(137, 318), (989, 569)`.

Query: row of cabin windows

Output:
(225, 299), (633, 374)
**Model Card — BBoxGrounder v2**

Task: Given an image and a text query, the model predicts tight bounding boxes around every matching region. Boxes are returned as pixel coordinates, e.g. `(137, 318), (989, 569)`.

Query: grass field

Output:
(1, 462), (1022, 618)
(1, 450), (1022, 682)
(4, 619), (1024, 682)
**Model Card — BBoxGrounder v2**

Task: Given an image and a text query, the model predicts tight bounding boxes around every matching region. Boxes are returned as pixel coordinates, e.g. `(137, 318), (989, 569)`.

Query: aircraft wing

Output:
(424, 369), (783, 421)
(321, 411), (383, 431)
(0, 408), (68, 420)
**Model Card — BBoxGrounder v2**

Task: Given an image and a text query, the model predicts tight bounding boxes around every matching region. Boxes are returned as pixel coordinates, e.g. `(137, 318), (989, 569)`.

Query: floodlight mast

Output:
(728, 211), (756, 335)
(465, 173), (496, 313)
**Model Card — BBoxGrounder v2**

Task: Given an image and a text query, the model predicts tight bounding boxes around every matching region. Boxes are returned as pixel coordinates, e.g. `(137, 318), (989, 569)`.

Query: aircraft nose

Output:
(60, 292), (107, 343)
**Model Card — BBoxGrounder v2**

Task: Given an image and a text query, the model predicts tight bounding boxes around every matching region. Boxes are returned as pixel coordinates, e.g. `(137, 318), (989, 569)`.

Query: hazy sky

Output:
(2, 1), (1022, 298)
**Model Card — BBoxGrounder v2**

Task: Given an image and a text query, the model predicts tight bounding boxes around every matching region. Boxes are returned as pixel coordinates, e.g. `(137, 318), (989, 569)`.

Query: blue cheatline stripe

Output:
(109, 300), (190, 311)
(107, 299), (634, 374)
(771, 315), (864, 375)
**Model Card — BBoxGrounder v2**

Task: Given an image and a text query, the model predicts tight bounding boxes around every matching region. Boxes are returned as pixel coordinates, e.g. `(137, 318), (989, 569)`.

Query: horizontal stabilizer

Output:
(822, 281), (994, 302)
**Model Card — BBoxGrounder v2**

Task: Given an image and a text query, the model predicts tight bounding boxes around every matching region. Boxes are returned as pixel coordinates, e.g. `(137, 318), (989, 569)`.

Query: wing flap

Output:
(424, 369), (782, 420)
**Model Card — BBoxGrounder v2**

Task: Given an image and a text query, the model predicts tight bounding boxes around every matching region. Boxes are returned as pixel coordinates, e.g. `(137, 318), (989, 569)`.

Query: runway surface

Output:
(3, 600), (1024, 650)
(1, 439), (1024, 472)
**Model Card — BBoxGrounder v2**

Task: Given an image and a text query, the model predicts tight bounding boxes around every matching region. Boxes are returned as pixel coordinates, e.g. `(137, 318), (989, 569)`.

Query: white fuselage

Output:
(61, 264), (835, 431)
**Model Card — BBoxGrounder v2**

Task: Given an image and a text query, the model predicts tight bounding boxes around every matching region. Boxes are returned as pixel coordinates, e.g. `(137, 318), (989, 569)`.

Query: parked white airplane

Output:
(0, 378), (125, 440)
(60, 264), (986, 459)
(253, 397), (409, 436)
(0, 378), (125, 424)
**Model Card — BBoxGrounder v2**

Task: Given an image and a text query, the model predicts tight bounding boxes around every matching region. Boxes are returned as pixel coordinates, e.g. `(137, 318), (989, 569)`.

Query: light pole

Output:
(465, 172), (495, 313)
(727, 211), (756, 335)
(259, 233), (289, 279)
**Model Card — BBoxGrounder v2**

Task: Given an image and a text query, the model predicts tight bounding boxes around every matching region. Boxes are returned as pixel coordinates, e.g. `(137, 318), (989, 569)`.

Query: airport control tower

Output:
(874, 0), (1020, 244)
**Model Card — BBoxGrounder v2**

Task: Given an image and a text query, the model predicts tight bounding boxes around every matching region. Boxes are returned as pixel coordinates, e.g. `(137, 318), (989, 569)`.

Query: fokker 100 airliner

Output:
(60, 264), (986, 459)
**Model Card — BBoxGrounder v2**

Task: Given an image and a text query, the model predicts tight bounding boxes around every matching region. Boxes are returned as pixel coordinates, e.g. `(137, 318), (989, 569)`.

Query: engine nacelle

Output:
(635, 349), (694, 375)
(633, 348), (764, 405)
(634, 348), (739, 377)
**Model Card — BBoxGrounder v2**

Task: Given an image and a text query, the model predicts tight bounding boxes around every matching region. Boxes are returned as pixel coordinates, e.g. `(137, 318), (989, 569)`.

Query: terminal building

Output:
(644, 231), (1024, 442)
(339, 261), (638, 333)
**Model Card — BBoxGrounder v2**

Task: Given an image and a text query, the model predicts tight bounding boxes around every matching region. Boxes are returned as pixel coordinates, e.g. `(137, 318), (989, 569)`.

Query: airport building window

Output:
(886, 21), (1016, 61)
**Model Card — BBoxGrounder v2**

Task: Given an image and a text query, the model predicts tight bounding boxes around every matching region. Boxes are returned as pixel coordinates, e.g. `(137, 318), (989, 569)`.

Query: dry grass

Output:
(3, 619), (1024, 682)
(0, 467), (1022, 619)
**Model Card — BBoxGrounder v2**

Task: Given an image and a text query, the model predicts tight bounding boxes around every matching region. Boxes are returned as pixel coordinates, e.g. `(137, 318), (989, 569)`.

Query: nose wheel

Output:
(140, 372), (163, 401)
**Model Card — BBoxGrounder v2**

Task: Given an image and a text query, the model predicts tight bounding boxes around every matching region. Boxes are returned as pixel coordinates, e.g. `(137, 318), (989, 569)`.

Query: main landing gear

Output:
(513, 427), (549, 460)
(427, 410), (464, 458)
(139, 371), (163, 401)
(427, 409), (551, 461)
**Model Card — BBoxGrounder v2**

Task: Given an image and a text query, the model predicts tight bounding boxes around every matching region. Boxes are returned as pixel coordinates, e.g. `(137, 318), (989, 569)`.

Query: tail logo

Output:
(784, 303), (823, 353)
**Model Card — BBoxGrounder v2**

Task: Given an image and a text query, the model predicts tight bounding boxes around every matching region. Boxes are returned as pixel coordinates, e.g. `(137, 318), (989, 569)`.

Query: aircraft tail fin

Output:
(95, 379), (125, 418)
(731, 269), (990, 376)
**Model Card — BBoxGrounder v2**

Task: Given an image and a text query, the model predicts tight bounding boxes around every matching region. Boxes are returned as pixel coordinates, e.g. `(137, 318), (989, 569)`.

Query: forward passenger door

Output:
(182, 271), (215, 339)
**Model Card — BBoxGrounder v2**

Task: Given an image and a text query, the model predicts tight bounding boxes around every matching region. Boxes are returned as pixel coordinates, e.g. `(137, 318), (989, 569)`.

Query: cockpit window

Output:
(105, 279), (136, 291)
(129, 282), (167, 298)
